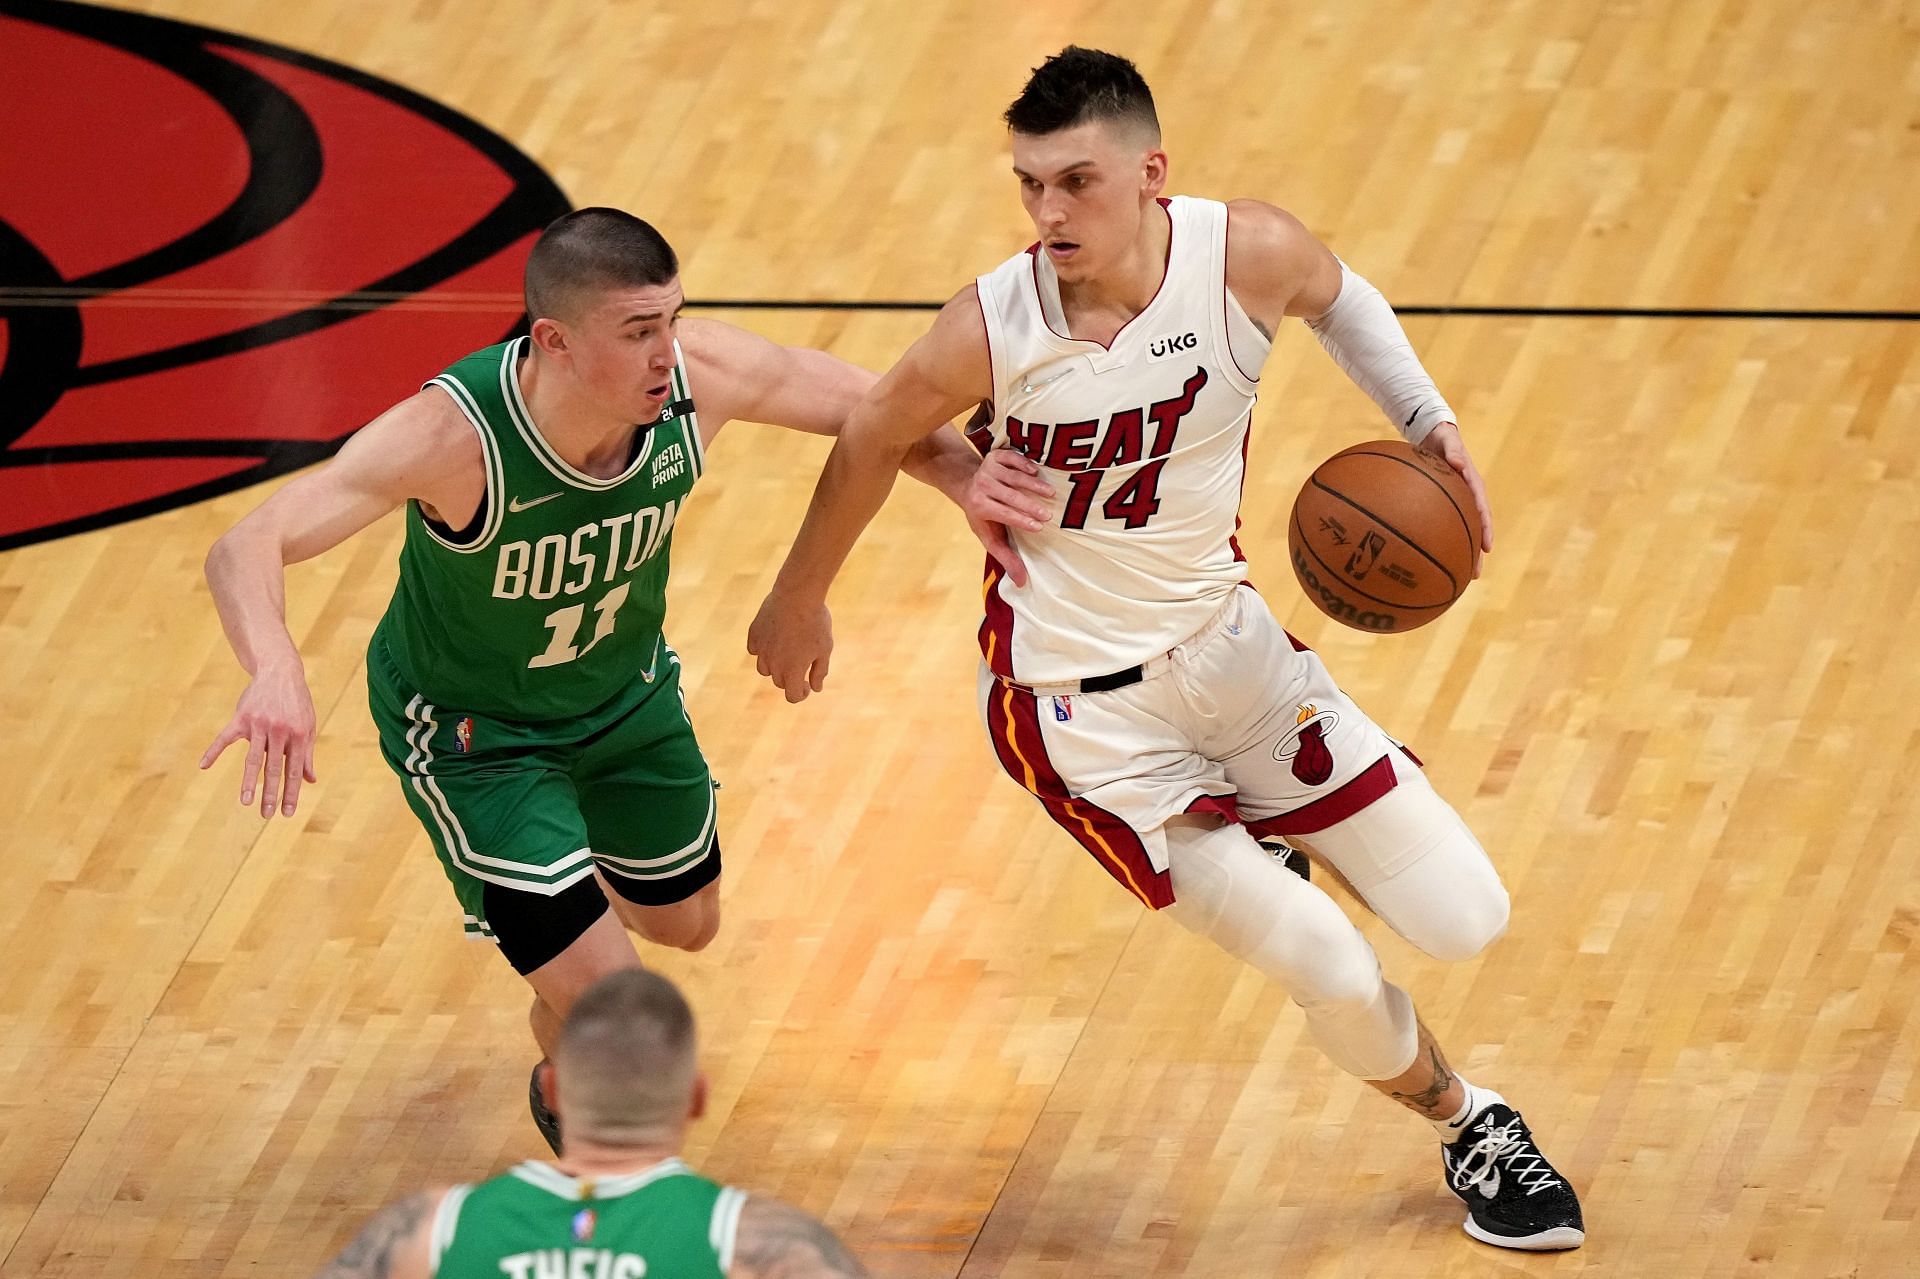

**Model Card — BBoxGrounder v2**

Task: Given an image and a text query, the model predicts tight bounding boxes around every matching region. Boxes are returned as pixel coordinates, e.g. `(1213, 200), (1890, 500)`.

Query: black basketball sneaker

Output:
(1256, 839), (1312, 882)
(529, 1062), (562, 1155)
(1442, 1102), (1585, 1250)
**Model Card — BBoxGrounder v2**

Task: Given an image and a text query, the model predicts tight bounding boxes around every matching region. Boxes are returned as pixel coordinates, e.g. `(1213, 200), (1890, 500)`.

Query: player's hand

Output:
(1417, 421), (1492, 578)
(746, 590), (834, 704)
(965, 447), (1055, 589)
(199, 658), (319, 817)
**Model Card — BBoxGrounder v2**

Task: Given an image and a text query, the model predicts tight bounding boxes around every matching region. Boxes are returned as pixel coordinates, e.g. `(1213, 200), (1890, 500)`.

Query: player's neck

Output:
(517, 348), (642, 478)
(1058, 200), (1172, 326)
(551, 1136), (685, 1179)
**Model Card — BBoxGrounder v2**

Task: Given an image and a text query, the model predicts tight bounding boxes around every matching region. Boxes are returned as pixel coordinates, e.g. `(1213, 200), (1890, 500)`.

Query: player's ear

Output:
(1142, 145), (1168, 199)
(539, 1061), (560, 1116)
(530, 315), (568, 357)
(689, 1072), (709, 1123)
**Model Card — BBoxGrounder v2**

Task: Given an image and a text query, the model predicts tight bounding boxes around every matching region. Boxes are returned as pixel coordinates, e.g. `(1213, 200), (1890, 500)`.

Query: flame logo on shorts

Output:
(1272, 703), (1340, 786)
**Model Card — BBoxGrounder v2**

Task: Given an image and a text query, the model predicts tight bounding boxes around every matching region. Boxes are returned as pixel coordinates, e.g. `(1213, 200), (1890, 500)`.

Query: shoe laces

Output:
(1449, 1118), (1564, 1197)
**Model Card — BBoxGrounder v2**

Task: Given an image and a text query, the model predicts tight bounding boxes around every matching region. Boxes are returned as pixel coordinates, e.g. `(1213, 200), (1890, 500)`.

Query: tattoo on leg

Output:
(1389, 1045), (1456, 1117)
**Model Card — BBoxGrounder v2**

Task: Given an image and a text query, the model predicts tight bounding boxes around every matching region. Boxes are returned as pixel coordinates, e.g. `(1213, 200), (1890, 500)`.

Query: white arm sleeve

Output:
(1305, 260), (1456, 445)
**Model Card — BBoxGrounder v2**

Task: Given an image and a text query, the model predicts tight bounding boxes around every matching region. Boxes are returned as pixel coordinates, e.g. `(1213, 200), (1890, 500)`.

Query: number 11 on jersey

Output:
(529, 582), (631, 669)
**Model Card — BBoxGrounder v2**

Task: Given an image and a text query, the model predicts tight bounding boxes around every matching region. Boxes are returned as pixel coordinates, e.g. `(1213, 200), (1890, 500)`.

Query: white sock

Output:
(1431, 1080), (1503, 1143)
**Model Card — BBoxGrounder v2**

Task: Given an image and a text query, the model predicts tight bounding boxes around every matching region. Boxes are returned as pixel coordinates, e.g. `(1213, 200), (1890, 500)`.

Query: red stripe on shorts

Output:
(1242, 753), (1400, 838)
(987, 680), (1175, 909)
(977, 560), (1017, 679)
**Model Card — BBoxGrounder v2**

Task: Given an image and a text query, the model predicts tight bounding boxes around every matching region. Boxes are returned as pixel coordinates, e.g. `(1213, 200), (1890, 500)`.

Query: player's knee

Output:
(1405, 879), (1509, 963)
(635, 910), (716, 952)
(631, 888), (720, 953)
(1276, 891), (1387, 1010)
(1164, 821), (1383, 1010)
(667, 908), (720, 953)
(1445, 882), (1510, 961)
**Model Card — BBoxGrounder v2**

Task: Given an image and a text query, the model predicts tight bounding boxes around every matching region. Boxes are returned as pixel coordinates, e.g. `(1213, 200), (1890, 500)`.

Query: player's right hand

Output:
(746, 591), (834, 704)
(199, 659), (319, 817)
(965, 446), (1056, 589)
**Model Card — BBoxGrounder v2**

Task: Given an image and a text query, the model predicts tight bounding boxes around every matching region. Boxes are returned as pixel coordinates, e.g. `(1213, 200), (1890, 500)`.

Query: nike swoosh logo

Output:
(1020, 367), (1075, 394)
(508, 492), (563, 513)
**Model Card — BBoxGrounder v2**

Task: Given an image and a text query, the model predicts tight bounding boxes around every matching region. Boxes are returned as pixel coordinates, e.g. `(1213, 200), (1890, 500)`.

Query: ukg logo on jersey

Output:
(1147, 331), (1199, 361)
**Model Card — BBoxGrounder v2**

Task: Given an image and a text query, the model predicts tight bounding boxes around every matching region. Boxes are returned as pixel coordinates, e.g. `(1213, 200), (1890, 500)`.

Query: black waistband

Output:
(1073, 664), (1144, 694)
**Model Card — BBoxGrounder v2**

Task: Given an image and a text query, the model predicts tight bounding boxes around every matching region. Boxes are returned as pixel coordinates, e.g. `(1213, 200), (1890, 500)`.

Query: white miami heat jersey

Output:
(974, 195), (1273, 686)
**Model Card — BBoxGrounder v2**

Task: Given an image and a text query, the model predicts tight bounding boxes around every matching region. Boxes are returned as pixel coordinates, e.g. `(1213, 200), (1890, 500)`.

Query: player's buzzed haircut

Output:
(1004, 46), (1160, 140)
(555, 969), (698, 1146)
(524, 207), (679, 323)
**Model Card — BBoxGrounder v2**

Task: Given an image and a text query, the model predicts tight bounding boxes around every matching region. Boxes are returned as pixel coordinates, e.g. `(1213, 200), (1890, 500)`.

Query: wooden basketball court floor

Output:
(3, 1), (1917, 1274)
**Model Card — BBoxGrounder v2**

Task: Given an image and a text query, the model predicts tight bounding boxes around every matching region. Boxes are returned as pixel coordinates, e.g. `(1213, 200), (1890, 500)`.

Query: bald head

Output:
(554, 969), (699, 1147)
(524, 207), (679, 325)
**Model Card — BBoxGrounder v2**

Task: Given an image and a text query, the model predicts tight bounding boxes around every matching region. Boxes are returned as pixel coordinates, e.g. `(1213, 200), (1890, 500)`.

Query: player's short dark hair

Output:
(556, 970), (698, 1143)
(524, 207), (679, 323)
(1004, 46), (1159, 140)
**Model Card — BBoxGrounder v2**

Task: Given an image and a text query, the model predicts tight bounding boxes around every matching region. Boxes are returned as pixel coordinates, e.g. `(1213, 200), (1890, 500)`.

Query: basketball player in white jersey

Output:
(748, 48), (1584, 1251)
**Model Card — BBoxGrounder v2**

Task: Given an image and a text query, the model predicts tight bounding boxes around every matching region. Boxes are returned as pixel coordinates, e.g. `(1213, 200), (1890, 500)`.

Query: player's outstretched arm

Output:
(745, 286), (992, 703)
(676, 316), (992, 508)
(314, 1190), (439, 1279)
(201, 389), (474, 817)
(730, 1194), (869, 1279)
(1224, 199), (1492, 564)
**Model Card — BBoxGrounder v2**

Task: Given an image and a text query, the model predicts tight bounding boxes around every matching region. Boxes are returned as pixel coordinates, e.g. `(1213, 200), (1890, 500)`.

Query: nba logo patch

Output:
(571, 1208), (596, 1242)
(454, 717), (473, 753)
(1053, 696), (1073, 722)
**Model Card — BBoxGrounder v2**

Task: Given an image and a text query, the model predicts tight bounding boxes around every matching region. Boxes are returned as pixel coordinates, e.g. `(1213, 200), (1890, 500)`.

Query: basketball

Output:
(1287, 440), (1480, 633)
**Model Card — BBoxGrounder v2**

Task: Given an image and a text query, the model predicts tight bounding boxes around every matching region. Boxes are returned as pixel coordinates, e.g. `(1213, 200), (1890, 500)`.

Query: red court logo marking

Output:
(0, 0), (570, 550)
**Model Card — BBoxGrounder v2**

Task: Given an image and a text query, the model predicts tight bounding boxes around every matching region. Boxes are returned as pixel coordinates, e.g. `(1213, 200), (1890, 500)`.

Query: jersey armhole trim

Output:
(1217, 205), (1269, 392)
(428, 1184), (473, 1274)
(974, 278), (1005, 438)
(419, 378), (506, 553)
(711, 1187), (749, 1272)
(672, 349), (704, 480)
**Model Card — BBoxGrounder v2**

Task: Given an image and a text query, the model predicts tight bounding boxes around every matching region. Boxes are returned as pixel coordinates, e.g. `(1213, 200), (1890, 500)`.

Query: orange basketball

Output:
(1287, 440), (1480, 633)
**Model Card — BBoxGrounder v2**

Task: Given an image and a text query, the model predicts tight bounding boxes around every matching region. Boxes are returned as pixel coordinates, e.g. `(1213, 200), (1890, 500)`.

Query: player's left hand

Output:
(1417, 421), (1492, 577)
(965, 446), (1055, 588)
(746, 590), (834, 703)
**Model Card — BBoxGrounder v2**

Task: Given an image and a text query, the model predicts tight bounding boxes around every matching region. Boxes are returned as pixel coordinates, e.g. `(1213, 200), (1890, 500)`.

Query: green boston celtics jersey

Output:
(430, 1159), (745, 1279)
(375, 337), (704, 723)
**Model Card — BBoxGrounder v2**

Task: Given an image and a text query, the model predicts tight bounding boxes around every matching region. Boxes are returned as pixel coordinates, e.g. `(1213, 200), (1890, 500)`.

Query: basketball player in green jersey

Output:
(315, 969), (867, 1279)
(202, 208), (997, 1148)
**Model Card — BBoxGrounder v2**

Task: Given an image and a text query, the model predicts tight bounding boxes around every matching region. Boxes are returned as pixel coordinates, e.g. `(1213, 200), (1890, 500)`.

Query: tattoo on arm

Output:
(733, 1196), (869, 1278)
(318, 1192), (434, 1279)
(1389, 1045), (1458, 1118)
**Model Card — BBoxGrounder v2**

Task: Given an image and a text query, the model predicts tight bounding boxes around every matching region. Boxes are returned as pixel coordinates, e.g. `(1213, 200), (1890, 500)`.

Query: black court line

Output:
(3, 288), (1914, 323)
(679, 298), (1920, 322)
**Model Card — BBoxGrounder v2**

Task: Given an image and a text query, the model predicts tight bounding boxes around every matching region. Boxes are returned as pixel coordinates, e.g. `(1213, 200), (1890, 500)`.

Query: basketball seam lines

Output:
(1290, 509), (1448, 611)
(1304, 477), (1461, 595)
(1342, 447), (1476, 554)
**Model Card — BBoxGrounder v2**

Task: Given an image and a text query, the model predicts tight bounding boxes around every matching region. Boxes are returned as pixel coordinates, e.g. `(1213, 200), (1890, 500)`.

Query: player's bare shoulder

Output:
(369, 381), (489, 524)
(316, 1188), (441, 1279)
(1223, 199), (1342, 329)
(671, 316), (756, 431)
(896, 283), (993, 404)
(730, 1194), (868, 1279)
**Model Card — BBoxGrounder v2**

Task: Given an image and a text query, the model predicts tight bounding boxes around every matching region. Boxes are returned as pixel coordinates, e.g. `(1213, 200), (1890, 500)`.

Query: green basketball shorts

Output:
(367, 632), (720, 955)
